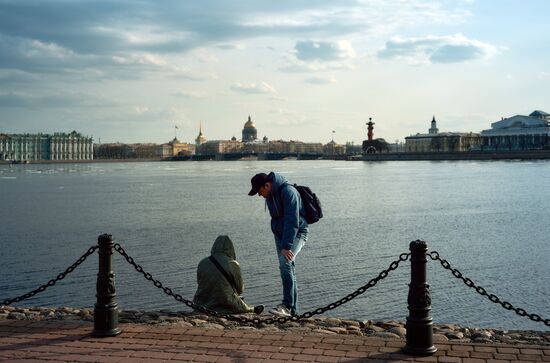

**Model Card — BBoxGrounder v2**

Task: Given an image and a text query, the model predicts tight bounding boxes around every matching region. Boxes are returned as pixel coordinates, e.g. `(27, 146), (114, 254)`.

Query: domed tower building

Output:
(242, 116), (258, 143)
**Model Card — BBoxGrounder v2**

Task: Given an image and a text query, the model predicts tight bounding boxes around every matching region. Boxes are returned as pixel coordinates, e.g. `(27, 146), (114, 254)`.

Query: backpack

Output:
(292, 184), (323, 224)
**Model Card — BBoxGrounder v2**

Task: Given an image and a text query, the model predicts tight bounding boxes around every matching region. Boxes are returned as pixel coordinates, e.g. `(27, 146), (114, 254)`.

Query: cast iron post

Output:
(92, 234), (122, 337)
(403, 240), (437, 355)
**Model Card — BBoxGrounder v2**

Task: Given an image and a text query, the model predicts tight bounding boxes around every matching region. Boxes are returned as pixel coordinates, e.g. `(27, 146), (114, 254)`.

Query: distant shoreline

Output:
(3, 150), (550, 165)
(356, 150), (550, 161)
(0, 158), (162, 165)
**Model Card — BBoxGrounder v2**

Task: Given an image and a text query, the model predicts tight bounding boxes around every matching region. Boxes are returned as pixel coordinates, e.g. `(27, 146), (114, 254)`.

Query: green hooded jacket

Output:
(193, 235), (254, 314)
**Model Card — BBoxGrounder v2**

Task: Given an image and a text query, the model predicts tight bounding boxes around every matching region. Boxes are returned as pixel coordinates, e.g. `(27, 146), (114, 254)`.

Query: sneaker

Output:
(269, 304), (292, 317)
(253, 305), (264, 314)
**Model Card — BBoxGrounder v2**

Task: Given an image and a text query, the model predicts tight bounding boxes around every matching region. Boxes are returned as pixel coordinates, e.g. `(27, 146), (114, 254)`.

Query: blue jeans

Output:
(275, 233), (307, 315)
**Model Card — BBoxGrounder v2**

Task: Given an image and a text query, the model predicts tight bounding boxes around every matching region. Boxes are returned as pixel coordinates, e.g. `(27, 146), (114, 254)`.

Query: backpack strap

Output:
(208, 255), (239, 293)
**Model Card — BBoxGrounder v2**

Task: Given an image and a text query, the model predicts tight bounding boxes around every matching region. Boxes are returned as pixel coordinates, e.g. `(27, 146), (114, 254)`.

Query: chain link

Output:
(428, 251), (550, 327)
(114, 243), (410, 324)
(1, 246), (98, 306)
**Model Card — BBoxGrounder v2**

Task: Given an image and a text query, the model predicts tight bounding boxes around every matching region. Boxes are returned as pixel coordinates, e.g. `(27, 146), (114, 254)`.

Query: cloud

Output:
(171, 67), (217, 81)
(0, 1), (473, 80)
(0, 34), (98, 74)
(0, 2), (363, 58)
(304, 75), (337, 84)
(279, 54), (355, 73)
(295, 40), (356, 61)
(270, 95), (288, 102)
(112, 53), (168, 66)
(268, 108), (298, 116)
(216, 43), (246, 50)
(173, 90), (209, 99)
(377, 34), (500, 64)
(0, 91), (119, 108)
(231, 82), (277, 94)
(134, 106), (150, 114)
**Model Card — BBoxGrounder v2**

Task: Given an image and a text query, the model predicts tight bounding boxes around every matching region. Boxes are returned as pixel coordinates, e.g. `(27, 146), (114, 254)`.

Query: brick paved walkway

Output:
(0, 320), (548, 362)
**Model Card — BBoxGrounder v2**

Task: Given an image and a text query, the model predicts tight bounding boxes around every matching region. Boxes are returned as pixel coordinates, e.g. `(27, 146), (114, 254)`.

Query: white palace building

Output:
(0, 131), (93, 162)
(480, 110), (550, 151)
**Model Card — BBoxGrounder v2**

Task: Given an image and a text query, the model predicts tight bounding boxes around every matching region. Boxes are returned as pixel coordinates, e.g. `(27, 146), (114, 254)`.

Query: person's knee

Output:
(278, 255), (292, 271)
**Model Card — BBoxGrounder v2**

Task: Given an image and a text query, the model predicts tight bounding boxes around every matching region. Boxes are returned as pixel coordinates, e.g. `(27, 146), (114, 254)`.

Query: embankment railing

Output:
(2, 234), (549, 356)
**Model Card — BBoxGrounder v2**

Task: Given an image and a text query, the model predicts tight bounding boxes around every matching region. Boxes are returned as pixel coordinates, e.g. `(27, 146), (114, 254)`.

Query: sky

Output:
(0, 0), (549, 145)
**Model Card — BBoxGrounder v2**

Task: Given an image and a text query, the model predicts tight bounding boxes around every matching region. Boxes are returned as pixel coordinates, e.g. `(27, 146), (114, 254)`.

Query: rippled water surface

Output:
(1, 160), (548, 330)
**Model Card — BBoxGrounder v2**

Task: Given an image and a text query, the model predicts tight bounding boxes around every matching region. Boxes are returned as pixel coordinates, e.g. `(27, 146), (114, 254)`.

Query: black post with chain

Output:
(92, 234), (122, 337)
(403, 240), (437, 355)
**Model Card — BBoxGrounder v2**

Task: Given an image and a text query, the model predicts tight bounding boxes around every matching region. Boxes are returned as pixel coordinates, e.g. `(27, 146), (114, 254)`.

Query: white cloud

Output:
(216, 43), (246, 50)
(304, 75), (337, 84)
(0, 91), (120, 108)
(24, 39), (75, 60)
(112, 53), (168, 66)
(295, 40), (356, 61)
(270, 95), (288, 102)
(279, 55), (355, 73)
(171, 66), (217, 81)
(377, 33), (500, 64)
(268, 108), (298, 118)
(134, 106), (149, 114)
(173, 90), (209, 99)
(0, 2), (471, 77)
(192, 49), (220, 63)
(231, 82), (277, 94)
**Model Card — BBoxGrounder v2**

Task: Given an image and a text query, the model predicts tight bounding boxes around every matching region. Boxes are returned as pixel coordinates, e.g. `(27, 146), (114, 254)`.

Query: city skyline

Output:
(0, 1), (549, 144)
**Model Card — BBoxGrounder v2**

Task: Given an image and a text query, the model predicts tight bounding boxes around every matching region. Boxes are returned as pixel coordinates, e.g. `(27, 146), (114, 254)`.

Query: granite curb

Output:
(2, 306), (548, 347)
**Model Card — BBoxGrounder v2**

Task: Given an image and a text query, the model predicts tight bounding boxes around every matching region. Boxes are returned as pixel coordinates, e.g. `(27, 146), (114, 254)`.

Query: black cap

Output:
(248, 172), (269, 196)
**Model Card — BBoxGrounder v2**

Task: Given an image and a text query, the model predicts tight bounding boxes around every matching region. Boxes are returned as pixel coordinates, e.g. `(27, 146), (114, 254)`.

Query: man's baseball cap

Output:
(248, 172), (269, 196)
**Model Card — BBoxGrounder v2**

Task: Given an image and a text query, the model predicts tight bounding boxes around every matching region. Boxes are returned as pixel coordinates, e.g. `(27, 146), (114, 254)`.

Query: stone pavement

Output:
(0, 320), (548, 362)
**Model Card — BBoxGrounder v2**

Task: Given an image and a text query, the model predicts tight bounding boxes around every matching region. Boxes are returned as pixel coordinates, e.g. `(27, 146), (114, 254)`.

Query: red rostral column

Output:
(366, 117), (375, 141)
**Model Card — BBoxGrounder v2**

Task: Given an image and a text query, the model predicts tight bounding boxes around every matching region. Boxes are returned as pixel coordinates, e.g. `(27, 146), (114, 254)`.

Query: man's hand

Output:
(281, 249), (294, 262)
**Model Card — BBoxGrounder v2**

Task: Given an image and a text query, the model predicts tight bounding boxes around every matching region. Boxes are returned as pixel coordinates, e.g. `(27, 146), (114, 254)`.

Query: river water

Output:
(0, 160), (548, 331)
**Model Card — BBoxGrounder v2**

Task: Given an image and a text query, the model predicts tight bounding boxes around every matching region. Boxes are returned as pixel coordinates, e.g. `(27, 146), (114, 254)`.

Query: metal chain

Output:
(114, 243), (409, 324)
(1, 245), (99, 306)
(428, 251), (550, 327)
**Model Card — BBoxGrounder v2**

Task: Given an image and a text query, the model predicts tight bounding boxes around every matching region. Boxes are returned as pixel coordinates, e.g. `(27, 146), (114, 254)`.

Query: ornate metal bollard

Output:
(92, 234), (122, 337)
(403, 240), (437, 355)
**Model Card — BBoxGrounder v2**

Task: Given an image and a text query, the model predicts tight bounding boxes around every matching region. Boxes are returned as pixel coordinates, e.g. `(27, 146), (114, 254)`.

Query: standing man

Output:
(248, 172), (309, 317)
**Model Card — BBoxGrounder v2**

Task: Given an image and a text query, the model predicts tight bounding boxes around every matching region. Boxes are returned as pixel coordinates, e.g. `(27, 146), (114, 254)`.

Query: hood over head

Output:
(267, 171), (288, 194)
(210, 235), (236, 260)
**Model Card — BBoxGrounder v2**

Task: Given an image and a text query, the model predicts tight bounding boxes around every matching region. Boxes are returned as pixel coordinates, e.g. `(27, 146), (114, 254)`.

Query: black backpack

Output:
(291, 184), (323, 224)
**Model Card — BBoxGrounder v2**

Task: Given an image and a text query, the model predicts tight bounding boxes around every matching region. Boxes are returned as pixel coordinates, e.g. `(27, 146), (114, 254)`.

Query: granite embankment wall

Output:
(358, 150), (550, 161)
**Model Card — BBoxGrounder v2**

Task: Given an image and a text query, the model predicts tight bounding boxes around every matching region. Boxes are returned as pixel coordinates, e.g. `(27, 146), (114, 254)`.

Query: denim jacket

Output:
(265, 172), (309, 250)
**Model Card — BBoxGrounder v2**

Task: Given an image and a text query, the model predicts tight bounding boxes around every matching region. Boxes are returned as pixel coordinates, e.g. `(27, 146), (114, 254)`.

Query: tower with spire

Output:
(195, 123), (206, 146)
(429, 116), (439, 134)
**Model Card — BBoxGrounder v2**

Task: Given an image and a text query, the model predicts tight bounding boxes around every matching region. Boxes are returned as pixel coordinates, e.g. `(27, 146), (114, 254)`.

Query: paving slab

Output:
(0, 320), (548, 362)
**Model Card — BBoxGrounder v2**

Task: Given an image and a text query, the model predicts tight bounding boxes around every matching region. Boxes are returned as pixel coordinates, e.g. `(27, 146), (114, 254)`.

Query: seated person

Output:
(193, 235), (264, 314)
